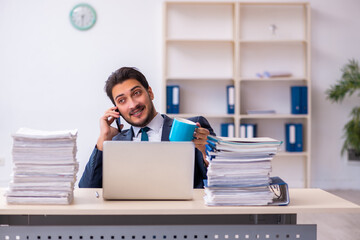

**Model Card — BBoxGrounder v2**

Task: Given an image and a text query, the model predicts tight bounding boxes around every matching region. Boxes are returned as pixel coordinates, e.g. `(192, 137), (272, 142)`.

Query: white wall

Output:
(0, 0), (359, 189)
(310, 0), (360, 188)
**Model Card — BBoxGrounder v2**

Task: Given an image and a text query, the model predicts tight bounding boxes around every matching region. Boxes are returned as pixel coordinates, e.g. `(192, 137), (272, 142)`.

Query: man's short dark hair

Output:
(105, 67), (149, 105)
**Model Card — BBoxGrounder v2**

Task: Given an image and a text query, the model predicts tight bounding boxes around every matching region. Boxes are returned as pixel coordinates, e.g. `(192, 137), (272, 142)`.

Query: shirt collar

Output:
(132, 113), (164, 137)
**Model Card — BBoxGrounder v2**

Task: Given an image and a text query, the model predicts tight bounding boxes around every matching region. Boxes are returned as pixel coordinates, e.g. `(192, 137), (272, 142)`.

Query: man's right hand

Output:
(96, 106), (123, 150)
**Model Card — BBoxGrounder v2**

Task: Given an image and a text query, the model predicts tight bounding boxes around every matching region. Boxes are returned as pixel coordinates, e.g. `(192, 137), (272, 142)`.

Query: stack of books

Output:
(204, 135), (283, 206)
(6, 128), (78, 205)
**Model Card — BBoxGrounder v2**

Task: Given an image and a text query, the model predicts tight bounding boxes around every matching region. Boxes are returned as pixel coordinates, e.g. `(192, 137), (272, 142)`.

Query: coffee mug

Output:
(169, 118), (198, 142)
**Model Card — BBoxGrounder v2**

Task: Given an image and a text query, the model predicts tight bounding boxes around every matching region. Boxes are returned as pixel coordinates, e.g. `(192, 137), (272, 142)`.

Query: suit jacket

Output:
(78, 115), (215, 189)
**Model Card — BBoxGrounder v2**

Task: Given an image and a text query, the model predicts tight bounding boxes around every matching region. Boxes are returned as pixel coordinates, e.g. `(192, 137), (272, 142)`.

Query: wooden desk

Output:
(1, 188), (359, 240)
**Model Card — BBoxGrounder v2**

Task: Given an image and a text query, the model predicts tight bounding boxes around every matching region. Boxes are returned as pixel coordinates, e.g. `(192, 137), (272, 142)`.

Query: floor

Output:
(297, 190), (360, 240)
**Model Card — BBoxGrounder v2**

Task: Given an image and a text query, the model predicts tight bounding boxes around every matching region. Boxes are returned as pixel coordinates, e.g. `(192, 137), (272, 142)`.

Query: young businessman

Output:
(79, 67), (215, 188)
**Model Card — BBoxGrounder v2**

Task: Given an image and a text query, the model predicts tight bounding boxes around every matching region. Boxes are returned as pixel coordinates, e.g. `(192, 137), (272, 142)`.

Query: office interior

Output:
(1, 1), (360, 239)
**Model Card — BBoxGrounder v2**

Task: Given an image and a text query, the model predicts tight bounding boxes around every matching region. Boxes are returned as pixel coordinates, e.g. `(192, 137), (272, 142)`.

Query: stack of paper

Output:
(204, 135), (282, 206)
(5, 128), (78, 204)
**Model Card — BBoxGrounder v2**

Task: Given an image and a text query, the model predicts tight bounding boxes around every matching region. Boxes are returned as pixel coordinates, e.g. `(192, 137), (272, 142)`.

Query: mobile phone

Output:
(115, 109), (122, 132)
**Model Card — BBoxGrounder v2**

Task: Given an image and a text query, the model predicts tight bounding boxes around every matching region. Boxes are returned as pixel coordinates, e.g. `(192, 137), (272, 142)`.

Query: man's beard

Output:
(123, 102), (156, 127)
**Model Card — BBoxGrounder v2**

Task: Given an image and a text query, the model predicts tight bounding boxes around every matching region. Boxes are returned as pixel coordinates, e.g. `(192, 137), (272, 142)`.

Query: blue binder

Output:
(239, 124), (246, 138)
(285, 123), (303, 152)
(291, 86), (308, 114)
(221, 123), (235, 137)
(166, 85), (180, 114)
(295, 124), (303, 151)
(227, 85), (235, 114)
(268, 177), (290, 206)
(246, 124), (257, 138)
(291, 86), (301, 114)
(166, 86), (172, 113)
(301, 86), (308, 114)
(240, 124), (257, 138)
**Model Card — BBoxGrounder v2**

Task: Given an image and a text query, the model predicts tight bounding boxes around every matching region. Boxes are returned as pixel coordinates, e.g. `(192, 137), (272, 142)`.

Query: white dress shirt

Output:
(132, 113), (164, 142)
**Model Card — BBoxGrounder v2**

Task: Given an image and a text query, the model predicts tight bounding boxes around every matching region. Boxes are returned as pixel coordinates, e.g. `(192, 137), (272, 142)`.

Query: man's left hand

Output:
(193, 122), (210, 167)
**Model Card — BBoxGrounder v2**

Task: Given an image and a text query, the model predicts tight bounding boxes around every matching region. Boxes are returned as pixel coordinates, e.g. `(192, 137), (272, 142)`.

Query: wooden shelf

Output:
(167, 39), (234, 43)
(167, 77), (234, 81)
(240, 2), (309, 6)
(239, 40), (307, 44)
(168, 114), (236, 119)
(240, 77), (307, 82)
(164, 1), (311, 188)
(240, 114), (309, 119)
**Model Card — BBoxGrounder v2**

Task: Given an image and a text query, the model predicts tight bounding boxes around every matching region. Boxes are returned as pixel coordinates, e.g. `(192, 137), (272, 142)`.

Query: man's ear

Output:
(147, 86), (154, 100)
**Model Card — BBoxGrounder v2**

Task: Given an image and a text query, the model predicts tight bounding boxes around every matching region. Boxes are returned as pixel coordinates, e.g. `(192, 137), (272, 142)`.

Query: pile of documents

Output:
(6, 128), (79, 204)
(204, 135), (282, 206)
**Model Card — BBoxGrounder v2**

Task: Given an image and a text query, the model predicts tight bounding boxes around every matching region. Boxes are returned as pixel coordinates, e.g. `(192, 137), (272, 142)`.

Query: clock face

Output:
(70, 4), (96, 31)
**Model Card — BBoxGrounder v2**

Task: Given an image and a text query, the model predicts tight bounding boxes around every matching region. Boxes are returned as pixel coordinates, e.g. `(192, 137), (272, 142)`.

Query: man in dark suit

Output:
(79, 67), (215, 188)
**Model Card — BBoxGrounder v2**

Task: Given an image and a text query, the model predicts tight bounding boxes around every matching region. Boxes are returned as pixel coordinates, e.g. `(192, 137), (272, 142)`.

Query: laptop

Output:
(102, 141), (195, 200)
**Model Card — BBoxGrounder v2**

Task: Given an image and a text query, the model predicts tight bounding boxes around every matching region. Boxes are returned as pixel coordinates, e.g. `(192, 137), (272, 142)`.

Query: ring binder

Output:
(269, 177), (290, 206)
(226, 85), (235, 114)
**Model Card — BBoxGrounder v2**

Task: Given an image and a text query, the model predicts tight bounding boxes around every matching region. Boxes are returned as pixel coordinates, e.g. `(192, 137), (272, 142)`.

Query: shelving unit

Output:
(163, 2), (311, 188)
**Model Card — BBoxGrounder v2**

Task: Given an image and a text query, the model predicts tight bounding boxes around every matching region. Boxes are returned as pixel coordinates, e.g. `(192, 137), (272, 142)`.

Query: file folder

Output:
(166, 85), (180, 114)
(285, 123), (303, 152)
(227, 85), (235, 114)
(240, 124), (246, 138)
(239, 124), (257, 138)
(166, 86), (172, 113)
(301, 86), (308, 114)
(220, 123), (234, 137)
(246, 124), (257, 138)
(291, 86), (308, 114)
(268, 176), (290, 206)
(291, 86), (301, 114)
(295, 124), (303, 151)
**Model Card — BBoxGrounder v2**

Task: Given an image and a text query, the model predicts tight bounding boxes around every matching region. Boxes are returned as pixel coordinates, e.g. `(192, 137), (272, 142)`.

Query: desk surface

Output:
(1, 188), (359, 215)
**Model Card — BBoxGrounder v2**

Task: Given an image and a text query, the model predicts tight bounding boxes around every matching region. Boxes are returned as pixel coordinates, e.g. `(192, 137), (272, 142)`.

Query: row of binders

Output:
(5, 128), (79, 205)
(227, 85), (308, 115)
(204, 136), (289, 206)
(167, 85), (307, 115)
(227, 85), (307, 115)
(221, 123), (303, 152)
(221, 123), (257, 138)
(166, 85), (236, 114)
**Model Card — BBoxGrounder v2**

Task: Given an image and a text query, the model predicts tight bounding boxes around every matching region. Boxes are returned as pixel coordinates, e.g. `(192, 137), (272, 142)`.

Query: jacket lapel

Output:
(112, 127), (134, 141)
(161, 114), (173, 141)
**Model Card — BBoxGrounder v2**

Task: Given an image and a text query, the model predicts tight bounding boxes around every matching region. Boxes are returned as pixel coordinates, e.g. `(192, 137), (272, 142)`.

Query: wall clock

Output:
(69, 3), (97, 31)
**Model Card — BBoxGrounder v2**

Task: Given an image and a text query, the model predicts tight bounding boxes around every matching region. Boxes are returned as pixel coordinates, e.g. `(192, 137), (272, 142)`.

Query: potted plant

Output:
(326, 59), (360, 160)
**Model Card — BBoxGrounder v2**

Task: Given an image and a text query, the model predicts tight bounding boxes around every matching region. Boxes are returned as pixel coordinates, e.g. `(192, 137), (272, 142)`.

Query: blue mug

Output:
(169, 118), (198, 142)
